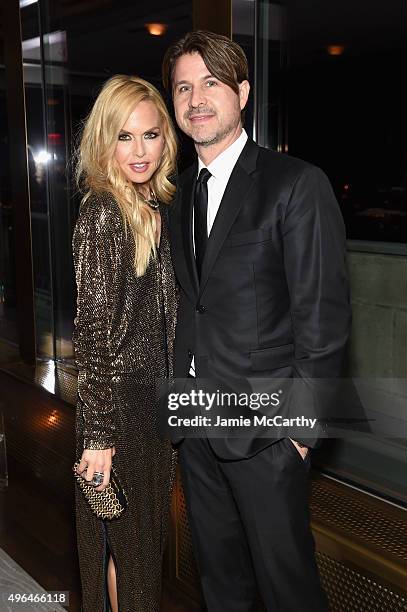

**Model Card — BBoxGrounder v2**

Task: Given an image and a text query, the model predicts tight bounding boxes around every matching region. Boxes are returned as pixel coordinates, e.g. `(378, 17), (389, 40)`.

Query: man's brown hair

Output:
(162, 30), (249, 94)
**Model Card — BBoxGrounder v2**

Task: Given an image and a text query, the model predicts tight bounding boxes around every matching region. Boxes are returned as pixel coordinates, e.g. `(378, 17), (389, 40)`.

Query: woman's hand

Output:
(76, 447), (116, 492)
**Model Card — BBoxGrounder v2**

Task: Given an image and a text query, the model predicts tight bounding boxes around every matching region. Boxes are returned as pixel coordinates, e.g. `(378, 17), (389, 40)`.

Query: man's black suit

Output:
(169, 138), (350, 611)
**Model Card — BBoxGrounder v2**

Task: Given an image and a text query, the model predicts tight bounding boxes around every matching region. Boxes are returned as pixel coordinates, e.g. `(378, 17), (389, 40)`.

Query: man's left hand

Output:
(289, 438), (309, 460)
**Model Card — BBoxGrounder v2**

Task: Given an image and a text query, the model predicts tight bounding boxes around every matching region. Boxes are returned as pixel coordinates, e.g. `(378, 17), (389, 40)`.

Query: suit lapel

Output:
(198, 139), (259, 296)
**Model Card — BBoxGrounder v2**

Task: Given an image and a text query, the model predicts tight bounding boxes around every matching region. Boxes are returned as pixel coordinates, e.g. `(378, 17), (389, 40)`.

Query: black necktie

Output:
(194, 168), (211, 279)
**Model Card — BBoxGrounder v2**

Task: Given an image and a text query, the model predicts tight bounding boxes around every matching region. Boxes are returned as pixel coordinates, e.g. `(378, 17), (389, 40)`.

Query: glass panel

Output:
(33, 9), (73, 362)
(21, 0), (54, 359)
(232, 0), (256, 139)
(285, 0), (407, 244)
(255, 0), (287, 150)
(253, 0), (407, 244)
(0, 13), (18, 349)
(246, 0), (407, 505)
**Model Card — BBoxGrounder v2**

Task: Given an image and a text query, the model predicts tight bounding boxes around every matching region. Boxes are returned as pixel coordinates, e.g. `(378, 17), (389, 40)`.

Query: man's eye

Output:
(179, 85), (190, 93)
(206, 80), (217, 87)
(144, 132), (158, 139)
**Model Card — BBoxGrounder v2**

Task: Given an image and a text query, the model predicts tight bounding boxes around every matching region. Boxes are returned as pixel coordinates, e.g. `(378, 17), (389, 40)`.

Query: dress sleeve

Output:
(72, 196), (122, 450)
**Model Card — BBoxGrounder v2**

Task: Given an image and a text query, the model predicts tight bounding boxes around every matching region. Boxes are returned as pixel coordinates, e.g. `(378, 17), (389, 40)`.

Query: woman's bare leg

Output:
(107, 555), (118, 612)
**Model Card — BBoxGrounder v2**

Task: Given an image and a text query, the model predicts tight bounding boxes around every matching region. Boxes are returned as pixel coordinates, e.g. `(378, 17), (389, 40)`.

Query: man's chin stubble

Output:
(191, 125), (235, 148)
(193, 136), (218, 148)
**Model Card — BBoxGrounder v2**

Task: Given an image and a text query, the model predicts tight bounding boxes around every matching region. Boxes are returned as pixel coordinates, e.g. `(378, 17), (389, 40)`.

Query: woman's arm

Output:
(72, 195), (122, 451)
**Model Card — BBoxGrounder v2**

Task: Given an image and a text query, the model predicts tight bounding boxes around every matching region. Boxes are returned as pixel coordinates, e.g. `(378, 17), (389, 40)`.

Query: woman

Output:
(72, 75), (178, 612)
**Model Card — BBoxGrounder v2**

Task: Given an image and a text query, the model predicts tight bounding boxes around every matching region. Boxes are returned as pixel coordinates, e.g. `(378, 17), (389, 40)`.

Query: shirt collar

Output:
(197, 129), (248, 180)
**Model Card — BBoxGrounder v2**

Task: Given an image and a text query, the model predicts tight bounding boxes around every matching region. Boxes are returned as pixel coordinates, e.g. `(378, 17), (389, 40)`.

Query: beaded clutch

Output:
(73, 462), (128, 520)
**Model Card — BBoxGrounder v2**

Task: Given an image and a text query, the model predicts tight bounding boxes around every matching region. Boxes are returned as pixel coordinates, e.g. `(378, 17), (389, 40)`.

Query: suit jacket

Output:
(169, 138), (352, 457)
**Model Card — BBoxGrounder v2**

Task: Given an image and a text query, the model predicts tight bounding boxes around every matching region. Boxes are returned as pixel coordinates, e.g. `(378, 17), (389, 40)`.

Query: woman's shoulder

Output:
(77, 191), (123, 233)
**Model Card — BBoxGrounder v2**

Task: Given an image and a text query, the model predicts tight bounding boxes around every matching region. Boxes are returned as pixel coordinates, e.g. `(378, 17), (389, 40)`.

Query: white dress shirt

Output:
(190, 129), (248, 376)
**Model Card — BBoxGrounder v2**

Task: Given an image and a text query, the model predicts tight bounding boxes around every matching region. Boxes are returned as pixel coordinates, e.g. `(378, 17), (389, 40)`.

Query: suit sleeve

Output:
(72, 197), (121, 450)
(282, 166), (351, 445)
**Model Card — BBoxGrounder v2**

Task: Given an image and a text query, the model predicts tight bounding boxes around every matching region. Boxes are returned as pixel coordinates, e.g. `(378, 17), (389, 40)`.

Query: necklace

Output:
(144, 188), (159, 211)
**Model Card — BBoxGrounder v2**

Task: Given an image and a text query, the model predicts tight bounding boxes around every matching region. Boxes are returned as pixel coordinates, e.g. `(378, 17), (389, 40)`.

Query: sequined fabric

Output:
(72, 192), (177, 612)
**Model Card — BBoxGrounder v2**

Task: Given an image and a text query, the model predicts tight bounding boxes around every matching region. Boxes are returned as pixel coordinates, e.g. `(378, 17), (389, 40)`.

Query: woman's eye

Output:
(206, 80), (217, 87)
(118, 133), (131, 141)
(179, 85), (190, 93)
(144, 132), (158, 139)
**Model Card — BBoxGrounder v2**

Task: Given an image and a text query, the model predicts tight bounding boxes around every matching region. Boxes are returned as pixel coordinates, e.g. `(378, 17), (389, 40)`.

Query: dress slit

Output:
(102, 521), (110, 612)
(103, 521), (121, 612)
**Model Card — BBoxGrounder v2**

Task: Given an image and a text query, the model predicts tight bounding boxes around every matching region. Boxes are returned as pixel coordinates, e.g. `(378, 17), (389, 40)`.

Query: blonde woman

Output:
(72, 75), (178, 612)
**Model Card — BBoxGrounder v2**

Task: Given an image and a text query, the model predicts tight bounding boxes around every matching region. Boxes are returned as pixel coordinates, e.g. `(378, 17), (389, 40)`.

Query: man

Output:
(162, 31), (350, 611)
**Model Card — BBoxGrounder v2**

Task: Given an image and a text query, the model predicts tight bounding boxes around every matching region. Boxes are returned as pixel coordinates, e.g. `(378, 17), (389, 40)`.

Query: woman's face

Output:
(114, 99), (165, 189)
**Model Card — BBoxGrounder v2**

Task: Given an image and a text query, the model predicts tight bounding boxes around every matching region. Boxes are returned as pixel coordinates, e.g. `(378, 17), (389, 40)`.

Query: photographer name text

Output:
(167, 415), (317, 429)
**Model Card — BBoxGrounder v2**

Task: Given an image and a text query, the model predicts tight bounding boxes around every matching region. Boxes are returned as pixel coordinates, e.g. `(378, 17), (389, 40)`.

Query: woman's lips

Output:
(129, 162), (150, 173)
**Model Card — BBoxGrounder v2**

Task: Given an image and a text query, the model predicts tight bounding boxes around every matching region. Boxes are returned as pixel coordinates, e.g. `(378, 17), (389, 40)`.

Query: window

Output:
(235, 0), (407, 505)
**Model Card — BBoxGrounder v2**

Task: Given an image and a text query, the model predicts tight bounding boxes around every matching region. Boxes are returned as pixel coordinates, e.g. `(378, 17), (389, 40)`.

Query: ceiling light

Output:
(326, 45), (345, 56)
(145, 23), (167, 36)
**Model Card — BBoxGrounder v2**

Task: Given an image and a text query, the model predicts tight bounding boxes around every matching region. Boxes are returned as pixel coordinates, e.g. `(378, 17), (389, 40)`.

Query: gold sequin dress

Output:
(72, 192), (177, 612)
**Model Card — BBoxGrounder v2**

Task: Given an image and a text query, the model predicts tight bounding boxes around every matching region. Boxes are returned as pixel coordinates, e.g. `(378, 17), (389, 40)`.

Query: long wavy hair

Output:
(76, 75), (177, 276)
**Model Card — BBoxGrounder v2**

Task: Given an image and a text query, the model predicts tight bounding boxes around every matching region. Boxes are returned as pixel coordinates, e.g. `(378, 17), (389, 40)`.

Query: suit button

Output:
(187, 349), (193, 358)
(196, 304), (205, 313)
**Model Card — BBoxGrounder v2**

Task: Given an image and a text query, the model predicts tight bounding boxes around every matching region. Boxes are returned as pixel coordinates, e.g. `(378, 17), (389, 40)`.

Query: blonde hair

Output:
(76, 74), (177, 276)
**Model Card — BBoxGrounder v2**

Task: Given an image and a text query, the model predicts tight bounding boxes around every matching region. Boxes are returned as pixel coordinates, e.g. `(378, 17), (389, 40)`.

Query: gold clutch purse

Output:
(73, 462), (128, 520)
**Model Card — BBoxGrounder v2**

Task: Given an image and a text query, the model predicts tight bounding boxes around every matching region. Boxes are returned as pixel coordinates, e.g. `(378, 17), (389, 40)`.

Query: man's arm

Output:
(282, 165), (351, 448)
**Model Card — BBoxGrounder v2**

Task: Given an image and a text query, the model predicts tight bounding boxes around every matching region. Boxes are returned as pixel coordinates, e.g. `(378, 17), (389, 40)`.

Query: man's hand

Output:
(289, 438), (308, 460)
(76, 447), (116, 492)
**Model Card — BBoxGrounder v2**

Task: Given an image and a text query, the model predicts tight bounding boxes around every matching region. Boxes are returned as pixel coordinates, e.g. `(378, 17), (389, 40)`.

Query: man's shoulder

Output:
(176, 141), (325, 189)
(256, 144), (316, 177)
(251, 144), (334, 199)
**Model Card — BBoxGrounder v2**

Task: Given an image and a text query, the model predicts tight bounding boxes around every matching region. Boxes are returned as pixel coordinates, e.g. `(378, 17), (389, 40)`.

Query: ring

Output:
(91, 471), (104, 487)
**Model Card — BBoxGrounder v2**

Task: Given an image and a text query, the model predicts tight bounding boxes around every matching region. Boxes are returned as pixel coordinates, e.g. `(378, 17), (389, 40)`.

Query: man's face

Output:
(172, 52), (249, 148)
